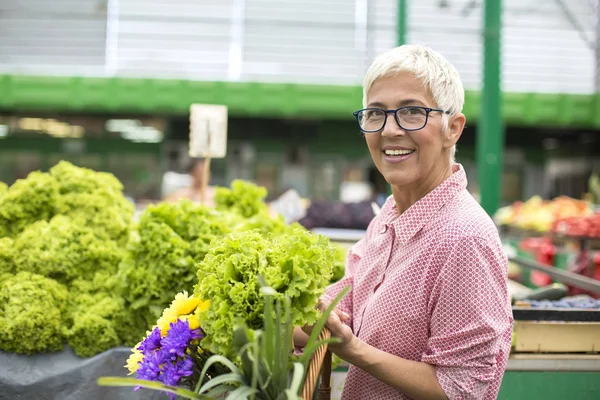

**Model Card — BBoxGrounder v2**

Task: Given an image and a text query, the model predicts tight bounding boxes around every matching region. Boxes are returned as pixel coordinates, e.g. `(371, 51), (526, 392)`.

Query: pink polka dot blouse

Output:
(322, 164), (513, 399)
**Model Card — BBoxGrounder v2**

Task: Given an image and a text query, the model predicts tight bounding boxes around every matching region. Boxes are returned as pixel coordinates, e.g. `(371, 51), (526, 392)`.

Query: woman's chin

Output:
(383, 172), (416, 188)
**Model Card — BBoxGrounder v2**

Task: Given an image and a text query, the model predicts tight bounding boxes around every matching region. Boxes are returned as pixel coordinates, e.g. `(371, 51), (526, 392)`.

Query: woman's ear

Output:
(443, 113), (466, 149)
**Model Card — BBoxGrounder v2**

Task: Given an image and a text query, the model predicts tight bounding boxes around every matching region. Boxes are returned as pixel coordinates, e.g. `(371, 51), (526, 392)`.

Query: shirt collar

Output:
(379, 164), (468, 244)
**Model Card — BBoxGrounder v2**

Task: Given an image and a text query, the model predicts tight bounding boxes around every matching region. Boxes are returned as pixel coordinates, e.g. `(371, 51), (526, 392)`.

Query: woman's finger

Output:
(316, 300), (328, 311)
(301, 324), (313, 336)
(317, 300), (350, 322)
(334, 308), (351, 321)
(326, 310), (346, 335)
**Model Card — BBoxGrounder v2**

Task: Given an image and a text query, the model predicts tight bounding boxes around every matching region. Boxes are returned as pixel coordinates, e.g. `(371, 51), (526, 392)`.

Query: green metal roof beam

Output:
(1, 75), (599, 128)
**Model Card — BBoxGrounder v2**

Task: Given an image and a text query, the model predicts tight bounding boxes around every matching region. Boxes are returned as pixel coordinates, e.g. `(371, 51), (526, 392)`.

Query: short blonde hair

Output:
(362, 44), (465, 161)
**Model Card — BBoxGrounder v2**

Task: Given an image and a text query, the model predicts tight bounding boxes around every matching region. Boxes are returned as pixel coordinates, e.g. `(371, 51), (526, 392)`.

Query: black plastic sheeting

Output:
(0, 347), (165, 400)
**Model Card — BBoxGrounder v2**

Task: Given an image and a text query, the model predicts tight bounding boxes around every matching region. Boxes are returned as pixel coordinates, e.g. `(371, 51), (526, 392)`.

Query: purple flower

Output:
(159, 357), (195, 400)
(160, 320), (203, 358)
(135, 350), (166, 387)
(160, 357), (194, 385)
(137, 327), (162, 355)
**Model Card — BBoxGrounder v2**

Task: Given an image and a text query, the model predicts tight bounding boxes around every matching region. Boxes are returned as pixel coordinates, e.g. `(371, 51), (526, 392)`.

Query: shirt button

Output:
(380, 225), (388, 234)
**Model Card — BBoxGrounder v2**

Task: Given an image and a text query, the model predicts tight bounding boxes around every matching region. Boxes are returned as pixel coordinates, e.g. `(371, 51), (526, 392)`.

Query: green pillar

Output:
(388, 0), (408, 194)
(477, 0), (504, 215)
(386, 0), (408, 197)
(397, 0), (407, 46)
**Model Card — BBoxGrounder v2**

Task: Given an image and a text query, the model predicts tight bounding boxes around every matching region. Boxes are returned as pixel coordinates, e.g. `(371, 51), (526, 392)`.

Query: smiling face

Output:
(364, 72), (464, 195)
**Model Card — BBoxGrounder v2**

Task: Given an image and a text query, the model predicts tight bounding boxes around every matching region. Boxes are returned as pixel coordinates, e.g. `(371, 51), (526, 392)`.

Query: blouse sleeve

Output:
(421, 235), (513, 399)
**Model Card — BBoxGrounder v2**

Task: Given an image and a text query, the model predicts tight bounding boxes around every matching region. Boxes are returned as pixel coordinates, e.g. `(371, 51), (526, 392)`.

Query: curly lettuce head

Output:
(214, 179), (269, 218)
(50, 161), (134, 242)
(66, 292), (126, 357)
(139, 200), (234, 259)
(50, 160), (125, 194)
(234, 210), (290, 236)
(0, 162), (133, 242)
(12, 215), (124, 285)
(0, 237), (14, 276)
(0, 271), (68, 354)
(266, 227), (335, 323)
(0, 171), (59, 237)
(117, 217), (197, 340)
(194, 227), (335, 357)
(331, 243), (348, 284)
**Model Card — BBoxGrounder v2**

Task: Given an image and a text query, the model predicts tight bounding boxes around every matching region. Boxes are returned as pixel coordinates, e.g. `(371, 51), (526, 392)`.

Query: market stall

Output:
(495, 195), (600, 293)
(2, 162), (599, 399)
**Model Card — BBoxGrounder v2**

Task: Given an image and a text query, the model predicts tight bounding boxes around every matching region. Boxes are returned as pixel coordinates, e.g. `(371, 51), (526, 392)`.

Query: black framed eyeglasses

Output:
(353, 106), (451, 133)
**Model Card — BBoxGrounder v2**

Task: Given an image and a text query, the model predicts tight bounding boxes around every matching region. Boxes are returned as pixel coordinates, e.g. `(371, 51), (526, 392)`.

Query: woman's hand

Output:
(303, 301), (357, 360)
(304, 302), (449, 400)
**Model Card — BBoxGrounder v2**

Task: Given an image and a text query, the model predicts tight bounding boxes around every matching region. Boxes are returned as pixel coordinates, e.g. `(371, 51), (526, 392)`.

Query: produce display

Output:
(0, 162), (134, 356)
(515, 296), (600, 309)
(494, 195), (593, 233)
(99, 179), (348, 399)
(0, 162), (347, 359)
(551, 213), (600, 238)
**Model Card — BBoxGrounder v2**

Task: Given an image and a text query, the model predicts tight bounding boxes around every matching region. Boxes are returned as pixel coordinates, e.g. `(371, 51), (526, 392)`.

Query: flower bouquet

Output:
(99, 282), (349, 399)
(98, 226), (349, 399)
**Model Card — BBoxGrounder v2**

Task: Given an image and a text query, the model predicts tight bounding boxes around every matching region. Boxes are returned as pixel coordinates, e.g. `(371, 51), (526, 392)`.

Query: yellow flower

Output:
(169, 291), (203, 316)
(125, 343), (143, 375)
(156, 291), (210, 336)
(180, 314), (200, 330)
(157, 312), (178, 336)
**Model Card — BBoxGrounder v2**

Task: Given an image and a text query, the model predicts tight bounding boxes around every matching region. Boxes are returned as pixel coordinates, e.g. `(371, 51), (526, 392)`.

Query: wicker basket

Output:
(301, 328), (333, 400)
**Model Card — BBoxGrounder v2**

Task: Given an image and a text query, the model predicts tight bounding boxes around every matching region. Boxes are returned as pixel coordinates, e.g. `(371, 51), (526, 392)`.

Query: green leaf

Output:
(273, 296), (283, 386)
(205, 384), (238, 398)
(256, 359), (273, 392)
(286, 362), (305, 398)
(262, 284), (275, 370)
(260, 286), (277, 296)
(239, 341), (257, 380)
(232, 324), (252, 353)
(279, 298), (293, 391)
(225, 385), (259, 400)
(196, 355), (242, 393)
(299, 337), (341, 367)
(97, 377), (209, 399)
(197, 373), (246, 394)
(250, 333), (260, 395)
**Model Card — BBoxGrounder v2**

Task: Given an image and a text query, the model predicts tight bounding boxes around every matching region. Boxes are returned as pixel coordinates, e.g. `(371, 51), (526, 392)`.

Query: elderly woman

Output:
(296, 45), (513, 400)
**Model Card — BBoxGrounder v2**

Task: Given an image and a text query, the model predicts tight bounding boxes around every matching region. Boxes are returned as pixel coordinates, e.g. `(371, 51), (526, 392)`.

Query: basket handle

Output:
(317, 350), (333, 400)
(301, 327), (333, 400)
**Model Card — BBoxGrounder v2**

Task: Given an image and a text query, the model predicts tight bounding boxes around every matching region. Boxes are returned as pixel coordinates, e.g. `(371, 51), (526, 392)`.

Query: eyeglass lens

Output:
(358, 107), (428, 131)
